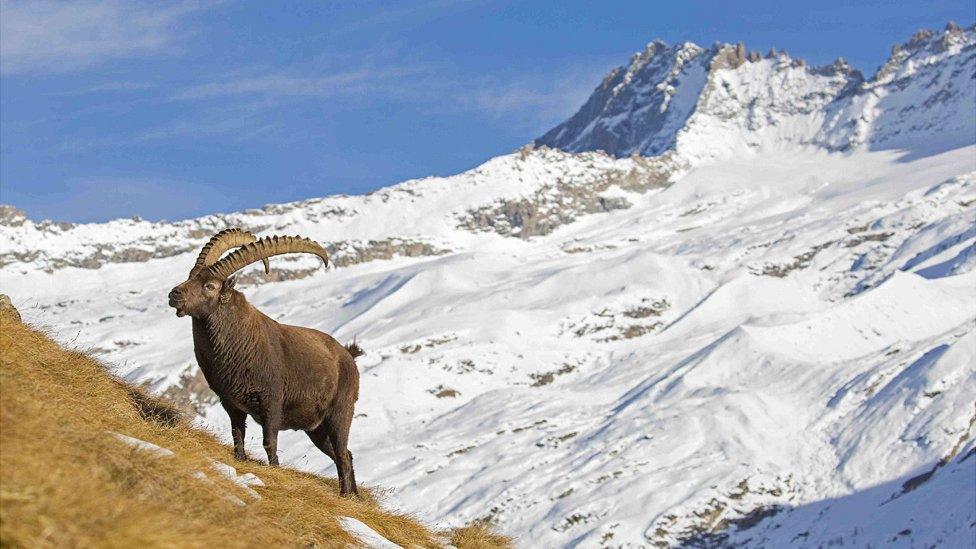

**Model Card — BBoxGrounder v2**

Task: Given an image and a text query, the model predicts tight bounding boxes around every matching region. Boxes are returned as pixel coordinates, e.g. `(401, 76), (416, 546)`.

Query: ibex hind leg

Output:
(306, 424), (338, 462)
(347, 450), (357, 490)
(307, 424), (356, 496)
(308, 423), (360, 495)
(325, 413), (358, 497)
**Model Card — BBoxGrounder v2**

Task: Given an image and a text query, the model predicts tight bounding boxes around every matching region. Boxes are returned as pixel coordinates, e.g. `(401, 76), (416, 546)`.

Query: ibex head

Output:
(168, 229), (329, 319)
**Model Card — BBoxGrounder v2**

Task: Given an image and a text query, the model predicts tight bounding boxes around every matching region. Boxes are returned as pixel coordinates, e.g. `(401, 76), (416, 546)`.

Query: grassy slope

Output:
(0, 311), (511, 548)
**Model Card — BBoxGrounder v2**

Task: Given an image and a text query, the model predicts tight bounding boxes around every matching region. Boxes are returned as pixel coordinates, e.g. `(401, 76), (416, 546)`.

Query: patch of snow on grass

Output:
(210, 461), (264, 500)
(109, 432), (174, 458)
(338, 516), (402, 548)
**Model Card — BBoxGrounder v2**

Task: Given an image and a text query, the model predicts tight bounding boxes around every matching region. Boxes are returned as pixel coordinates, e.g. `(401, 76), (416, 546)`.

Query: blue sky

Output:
(2, 1), (972, 223)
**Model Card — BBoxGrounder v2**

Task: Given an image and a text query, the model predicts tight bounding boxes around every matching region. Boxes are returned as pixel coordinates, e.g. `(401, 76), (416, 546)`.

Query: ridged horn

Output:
(207, 235), (330, 281)
(190, 228), (270, 278)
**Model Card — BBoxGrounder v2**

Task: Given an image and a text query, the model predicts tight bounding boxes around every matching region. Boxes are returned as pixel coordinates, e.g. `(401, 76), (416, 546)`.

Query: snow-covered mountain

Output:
(537, 22), (975, 160)
(2, 24), (975, 548)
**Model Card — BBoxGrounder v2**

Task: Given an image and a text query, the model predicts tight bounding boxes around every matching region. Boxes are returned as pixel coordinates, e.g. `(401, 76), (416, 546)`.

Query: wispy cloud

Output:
(56, 56), (604, 152)
(172, 55), (602, 126)
(171, 65), (430, 101)
(135, 110), (277, 143)
(80, 81), (156, 93)
(459, 68), (605, 126)
(0, 0), (213, 75)
(51, 81), (157, 98)
(60, 101), (279, 152)
(324, 0), (488, 38)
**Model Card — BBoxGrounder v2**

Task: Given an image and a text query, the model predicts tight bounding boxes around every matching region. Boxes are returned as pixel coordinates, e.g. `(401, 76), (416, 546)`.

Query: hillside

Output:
(0, 305), (509, 548)
(1, 24), (975, 547)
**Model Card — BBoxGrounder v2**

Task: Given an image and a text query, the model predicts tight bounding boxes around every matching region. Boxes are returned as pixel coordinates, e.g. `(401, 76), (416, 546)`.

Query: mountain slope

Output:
(0, 305), (509, 548)
(1, 25), (975, 548)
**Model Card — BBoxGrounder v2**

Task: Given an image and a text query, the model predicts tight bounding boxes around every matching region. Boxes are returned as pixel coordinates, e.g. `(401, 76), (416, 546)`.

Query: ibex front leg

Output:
(260, 406), (282, 466)
(223, 403), (248, 461)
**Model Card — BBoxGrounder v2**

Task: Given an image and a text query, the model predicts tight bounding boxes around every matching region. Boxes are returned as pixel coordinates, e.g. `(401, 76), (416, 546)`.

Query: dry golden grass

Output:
(449, 521), (515, 549)
(0, 311), (512, 548)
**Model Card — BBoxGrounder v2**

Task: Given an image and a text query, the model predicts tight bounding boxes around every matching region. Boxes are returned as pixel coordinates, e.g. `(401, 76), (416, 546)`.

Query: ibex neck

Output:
(203, 293), (263, 372)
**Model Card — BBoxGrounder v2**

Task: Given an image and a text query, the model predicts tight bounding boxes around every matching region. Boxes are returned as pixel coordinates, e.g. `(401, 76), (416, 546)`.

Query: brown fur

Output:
(169, 273), (361, 496)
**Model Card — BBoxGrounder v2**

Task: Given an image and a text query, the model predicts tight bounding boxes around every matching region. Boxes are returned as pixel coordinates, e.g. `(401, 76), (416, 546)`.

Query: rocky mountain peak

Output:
(879, 23), (973, 81)
(709, 41), (748, 70)
(536, 25), (974, 160)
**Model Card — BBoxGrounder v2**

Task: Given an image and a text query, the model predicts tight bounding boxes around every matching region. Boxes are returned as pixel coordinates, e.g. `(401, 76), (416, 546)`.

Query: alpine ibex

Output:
(168, 229), (361, 496)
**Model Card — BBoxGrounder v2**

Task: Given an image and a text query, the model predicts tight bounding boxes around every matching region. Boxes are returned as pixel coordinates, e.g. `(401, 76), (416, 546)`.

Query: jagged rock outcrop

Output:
(458, 150), (678, 238)
(535, 40), (712, 157)
(0, 204), (449, 273)
(0, 206), (28, 228)
(818, 22), (976, 152)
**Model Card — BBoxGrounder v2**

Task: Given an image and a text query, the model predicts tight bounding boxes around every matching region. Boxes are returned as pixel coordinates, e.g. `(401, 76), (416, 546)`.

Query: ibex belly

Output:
(281, 381), (334, 431)
(282, 400), (329, 431)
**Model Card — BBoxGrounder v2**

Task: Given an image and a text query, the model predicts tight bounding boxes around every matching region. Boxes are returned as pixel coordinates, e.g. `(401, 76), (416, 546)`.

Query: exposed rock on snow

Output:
(458, 150), (678, 238)
(0, 206), (29, 227)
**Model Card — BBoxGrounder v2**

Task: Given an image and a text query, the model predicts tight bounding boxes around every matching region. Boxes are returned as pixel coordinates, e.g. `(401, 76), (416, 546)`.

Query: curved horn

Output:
(190, 228), (270, 277)
(207, 235), (330, 281)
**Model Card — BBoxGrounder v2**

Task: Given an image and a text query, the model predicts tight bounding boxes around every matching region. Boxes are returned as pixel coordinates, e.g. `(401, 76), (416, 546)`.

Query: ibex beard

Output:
(168, 229), (362, 496)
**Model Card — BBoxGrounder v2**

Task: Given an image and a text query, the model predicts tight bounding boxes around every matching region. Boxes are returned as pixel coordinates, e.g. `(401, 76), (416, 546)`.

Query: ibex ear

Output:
(219, 276), (237, 303)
